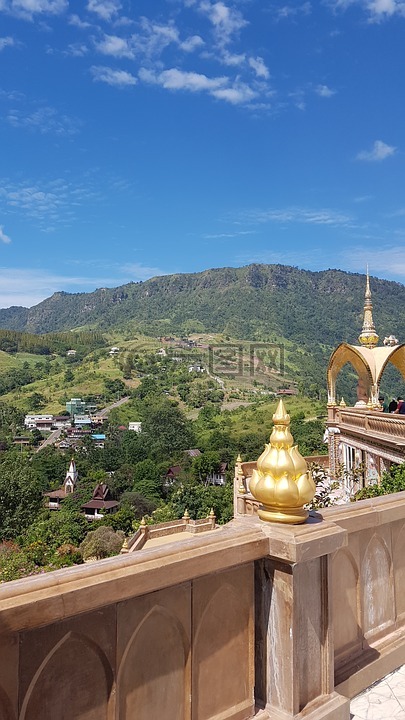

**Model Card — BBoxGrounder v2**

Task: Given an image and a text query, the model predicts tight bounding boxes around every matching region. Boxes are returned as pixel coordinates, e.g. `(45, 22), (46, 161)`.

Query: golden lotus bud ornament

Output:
(249, 400), (316, 524)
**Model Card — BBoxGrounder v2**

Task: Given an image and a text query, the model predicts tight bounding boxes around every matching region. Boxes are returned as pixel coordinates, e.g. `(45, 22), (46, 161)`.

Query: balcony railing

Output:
(1, 494), (405, 719)
(330, 407), (405, 444)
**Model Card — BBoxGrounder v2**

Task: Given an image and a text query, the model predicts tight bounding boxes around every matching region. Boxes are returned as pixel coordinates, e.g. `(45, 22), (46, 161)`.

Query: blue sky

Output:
(1, 0), (405, 307)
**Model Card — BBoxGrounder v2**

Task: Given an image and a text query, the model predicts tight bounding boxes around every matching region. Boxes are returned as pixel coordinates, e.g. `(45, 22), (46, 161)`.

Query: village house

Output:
(81, 484), (119, 520)
(24, 414), (53, 429)
(206, 461), (228, 486)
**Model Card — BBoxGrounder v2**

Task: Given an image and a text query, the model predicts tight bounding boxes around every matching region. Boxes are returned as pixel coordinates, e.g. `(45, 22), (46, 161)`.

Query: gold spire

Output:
(249, 399), (316, 524)
(358, 269), (379, 349)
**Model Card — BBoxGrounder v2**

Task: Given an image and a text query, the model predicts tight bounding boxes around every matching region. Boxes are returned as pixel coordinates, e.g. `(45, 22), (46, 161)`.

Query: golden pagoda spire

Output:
(358, 268), (379, 349)
(249, 400), (316, 524)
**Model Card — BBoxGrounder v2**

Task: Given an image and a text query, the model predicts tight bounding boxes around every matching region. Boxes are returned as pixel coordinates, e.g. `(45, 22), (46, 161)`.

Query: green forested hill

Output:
(0, 265), (403, 350)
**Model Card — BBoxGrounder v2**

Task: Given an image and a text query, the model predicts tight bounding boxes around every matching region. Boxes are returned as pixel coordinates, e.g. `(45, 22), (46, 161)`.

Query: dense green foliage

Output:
(0, 456), (47, 540)
(354, 463), (405, 500)
(0, 328), (104, 355)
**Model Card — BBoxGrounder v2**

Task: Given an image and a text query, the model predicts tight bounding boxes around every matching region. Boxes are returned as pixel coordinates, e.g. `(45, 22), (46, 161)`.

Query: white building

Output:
(24, 414), (54, 429)
(128, 422), (142, 432)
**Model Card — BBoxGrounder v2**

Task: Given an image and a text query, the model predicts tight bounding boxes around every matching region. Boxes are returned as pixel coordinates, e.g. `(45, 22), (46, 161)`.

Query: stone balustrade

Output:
(330, 407), (405, 442)
(323, 492), (405, 698)
(1, 494), (405, 719)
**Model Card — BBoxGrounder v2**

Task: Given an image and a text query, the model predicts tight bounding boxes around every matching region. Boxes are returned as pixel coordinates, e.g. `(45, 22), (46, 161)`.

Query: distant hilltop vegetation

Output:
(0, 264), (404, 349)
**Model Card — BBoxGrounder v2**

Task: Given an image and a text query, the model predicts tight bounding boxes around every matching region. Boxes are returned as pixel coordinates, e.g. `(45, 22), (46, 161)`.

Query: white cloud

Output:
(329, 0), (405, 19)
(356, 139), (397, 161)
(0, 36), (15, 50)
(0, 263), (171, 308)
(343, 246), (405, 278)
(0, 269), (118, 308)
(68, 14), (92, 29)
(274, 2), (312, 19)
(1, 0), (67, 20)
(0, 176), (102, 229)
(95, 33), (133, 58)
(120, 262), (168, 281)
(211, 82), (257, 104)
(139, 67), (257, 105)
(202, 230), (256, 238)
(90, 65), (137, 87)
(220, 49), (246, 66)
(248, 56), (270, 79)
(0, 226), (11, 244)
(133, 18), (180, 58)
(7, 106), (81, 135)
(315, 84), (336, 97)
(180, 34), (205, 52)
(64, 43), (88, 57)
(242, 206), (353, 227)
(199, 1), (248, 44)
(139, 67), (227, 92)
(87, 0), (121, 22)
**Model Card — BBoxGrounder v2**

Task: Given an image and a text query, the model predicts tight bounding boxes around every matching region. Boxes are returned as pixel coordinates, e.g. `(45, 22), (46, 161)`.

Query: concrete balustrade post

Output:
(251, 516), (350, 720)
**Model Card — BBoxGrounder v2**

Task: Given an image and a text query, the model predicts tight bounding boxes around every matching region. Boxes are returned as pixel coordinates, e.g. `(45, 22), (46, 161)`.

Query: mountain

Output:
(0, 265), (404, 350)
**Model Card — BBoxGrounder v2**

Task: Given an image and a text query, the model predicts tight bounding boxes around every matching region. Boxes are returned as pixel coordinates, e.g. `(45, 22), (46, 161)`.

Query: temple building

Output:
(44, 459), (78, 510)
(326, 272), (405, 493)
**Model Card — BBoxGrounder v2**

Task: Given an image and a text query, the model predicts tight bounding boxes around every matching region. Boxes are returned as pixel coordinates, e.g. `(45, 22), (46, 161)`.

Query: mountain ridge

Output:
(0, 264), (404, 349)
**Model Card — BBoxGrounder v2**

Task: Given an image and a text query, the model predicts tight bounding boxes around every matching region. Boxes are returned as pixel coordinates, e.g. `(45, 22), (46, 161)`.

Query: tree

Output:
(132, 459), (162, 500)
(24, 507), (89, 550)
(104, 378), (126, 400)
(192, 451), (221, 485)
(169, 478), (233, 524)
(80, 525), (124, 560)
(141, 400), (194, 460)
(27, 392), (46, 412)
(0, 457), (45, 540)
(30, 428), (43, 447)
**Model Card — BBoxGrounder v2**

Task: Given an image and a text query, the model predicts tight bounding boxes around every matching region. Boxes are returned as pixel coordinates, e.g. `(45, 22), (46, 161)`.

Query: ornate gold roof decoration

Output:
(249, 400), (316, 524)
(358, 270), (379, 349)
(339, 397), (346, 407)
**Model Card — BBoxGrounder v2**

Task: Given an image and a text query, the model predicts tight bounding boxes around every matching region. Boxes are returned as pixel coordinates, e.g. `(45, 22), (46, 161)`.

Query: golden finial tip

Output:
(183, 508), (190, 519)
(140, 517), (146, 527)
(273, 398), (290, 422)
(339, 397), (346, 407)
(236, 453), (242, 463)
(209, 507), (215, 518)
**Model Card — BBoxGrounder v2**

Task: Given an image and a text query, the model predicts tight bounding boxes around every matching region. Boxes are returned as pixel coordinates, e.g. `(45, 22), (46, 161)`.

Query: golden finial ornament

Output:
(183, 509), (190, 522)
(236, 453), (245, 492)
(249, 400), (316, 524)
(367, 397), (374, 409)
(140, 517), (146, 527)
(339, 397), (346, 407)
(358, 269), (379, 349)
(121, 537), (129, 554)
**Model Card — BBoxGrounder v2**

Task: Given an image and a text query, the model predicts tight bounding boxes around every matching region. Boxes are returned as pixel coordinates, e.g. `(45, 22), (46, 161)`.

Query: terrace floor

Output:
(350, 665), (405, 720)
